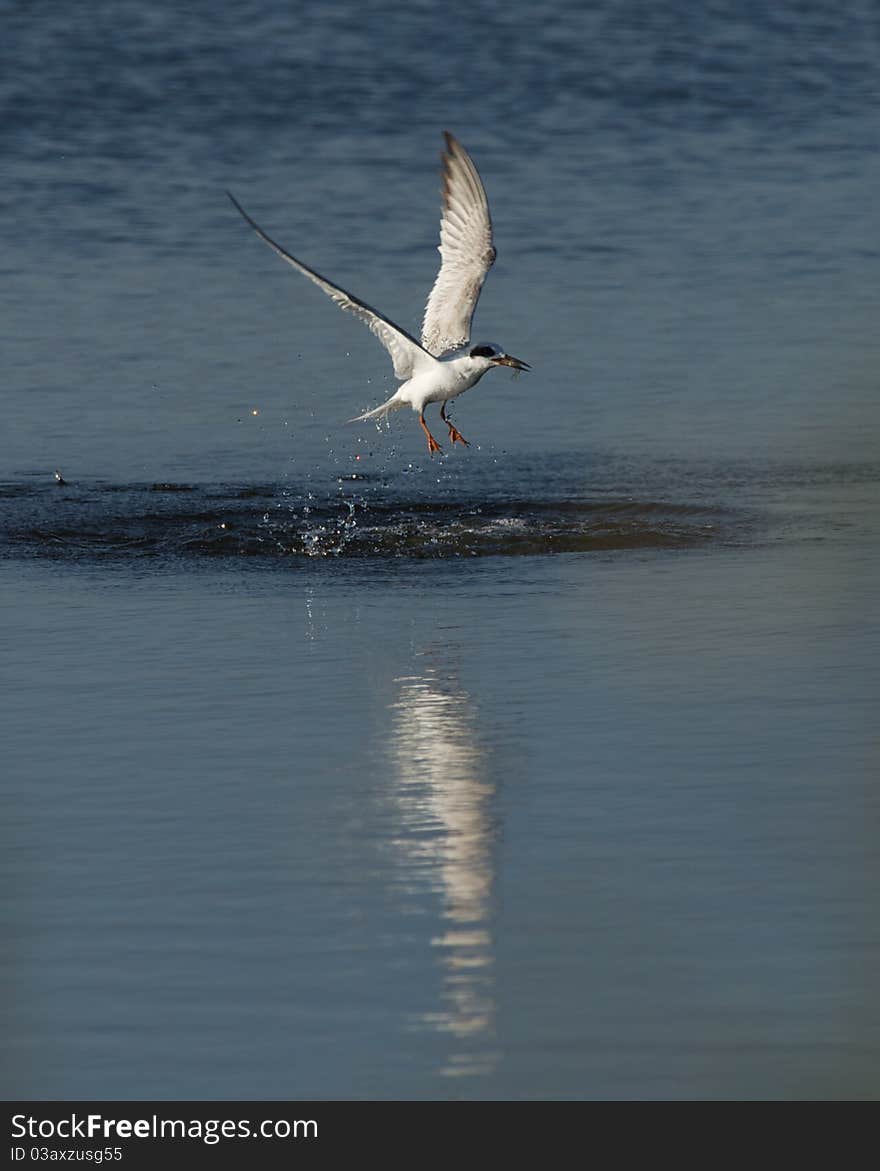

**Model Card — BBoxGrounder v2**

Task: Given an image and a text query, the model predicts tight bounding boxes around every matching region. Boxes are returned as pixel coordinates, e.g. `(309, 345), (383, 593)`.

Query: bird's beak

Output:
(493, 354), (531, 371)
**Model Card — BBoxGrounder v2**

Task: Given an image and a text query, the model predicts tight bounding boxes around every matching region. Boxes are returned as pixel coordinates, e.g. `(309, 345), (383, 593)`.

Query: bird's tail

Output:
(348, 393), (405, 424)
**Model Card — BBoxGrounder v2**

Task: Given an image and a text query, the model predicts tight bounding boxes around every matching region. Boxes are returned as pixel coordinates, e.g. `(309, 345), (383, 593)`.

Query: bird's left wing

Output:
(227, 192), (435, 381)
(421, 133), (496, 357)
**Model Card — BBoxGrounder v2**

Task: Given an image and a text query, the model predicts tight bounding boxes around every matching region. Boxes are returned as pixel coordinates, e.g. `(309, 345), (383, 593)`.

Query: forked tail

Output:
(348, 393), (405, 424)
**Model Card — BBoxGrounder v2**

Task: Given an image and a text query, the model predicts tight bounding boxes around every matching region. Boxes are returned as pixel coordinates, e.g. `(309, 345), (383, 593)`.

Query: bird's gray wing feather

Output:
(420, 133), (496, 358)
(228, 191), (436, 381)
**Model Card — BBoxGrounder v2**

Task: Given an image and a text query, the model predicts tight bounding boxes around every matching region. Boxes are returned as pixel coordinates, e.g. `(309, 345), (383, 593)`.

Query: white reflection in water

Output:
(388, 663), (498, 1077)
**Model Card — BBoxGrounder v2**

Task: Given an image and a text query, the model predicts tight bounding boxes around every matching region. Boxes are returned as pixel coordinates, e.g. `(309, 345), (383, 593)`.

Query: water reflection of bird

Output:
(388, 665), (498, 1074)
(228, 133), (529, 454)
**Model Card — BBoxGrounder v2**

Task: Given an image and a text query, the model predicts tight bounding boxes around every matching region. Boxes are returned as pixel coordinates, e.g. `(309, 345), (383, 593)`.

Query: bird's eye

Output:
(470, 345), (495, 359)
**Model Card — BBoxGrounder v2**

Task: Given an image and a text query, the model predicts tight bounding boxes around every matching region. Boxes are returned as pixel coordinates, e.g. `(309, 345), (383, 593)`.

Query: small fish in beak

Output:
(492, 354), (531, 371)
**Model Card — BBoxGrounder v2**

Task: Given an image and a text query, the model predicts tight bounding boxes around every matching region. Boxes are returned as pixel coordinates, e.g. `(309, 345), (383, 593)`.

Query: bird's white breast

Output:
(398, 357), (487, 411)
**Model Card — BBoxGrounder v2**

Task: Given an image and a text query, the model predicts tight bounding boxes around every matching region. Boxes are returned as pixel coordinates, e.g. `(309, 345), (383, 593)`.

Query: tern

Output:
(227, 133), (529, 454)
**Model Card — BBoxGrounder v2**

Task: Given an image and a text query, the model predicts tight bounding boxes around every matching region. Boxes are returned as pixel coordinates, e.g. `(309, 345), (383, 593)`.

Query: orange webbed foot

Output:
(419, 412), (443, 455)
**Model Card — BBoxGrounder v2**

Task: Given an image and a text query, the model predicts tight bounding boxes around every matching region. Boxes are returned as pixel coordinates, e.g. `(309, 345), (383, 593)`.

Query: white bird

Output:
(227, 132), (529, 454)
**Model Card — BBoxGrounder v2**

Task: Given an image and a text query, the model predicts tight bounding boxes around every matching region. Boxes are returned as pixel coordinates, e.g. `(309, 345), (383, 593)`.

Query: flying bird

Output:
(227, 133), (529, 454)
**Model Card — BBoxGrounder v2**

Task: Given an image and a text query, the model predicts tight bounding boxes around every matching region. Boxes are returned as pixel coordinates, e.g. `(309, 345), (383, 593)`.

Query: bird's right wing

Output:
(421, 133), (496, 357)
(227, 192), (436, 381)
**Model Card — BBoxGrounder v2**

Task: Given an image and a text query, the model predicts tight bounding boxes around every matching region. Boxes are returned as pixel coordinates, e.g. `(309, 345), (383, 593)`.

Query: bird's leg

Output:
(440, 402), (470, 447)
(419, 412), (442, 455)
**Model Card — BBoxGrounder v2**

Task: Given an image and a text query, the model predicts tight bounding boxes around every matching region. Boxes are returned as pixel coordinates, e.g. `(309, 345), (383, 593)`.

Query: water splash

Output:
(0, 478), (730, 564)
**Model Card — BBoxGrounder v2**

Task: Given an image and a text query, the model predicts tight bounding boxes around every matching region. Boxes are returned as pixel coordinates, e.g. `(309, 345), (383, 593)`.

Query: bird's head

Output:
(468, 343), (530, 372)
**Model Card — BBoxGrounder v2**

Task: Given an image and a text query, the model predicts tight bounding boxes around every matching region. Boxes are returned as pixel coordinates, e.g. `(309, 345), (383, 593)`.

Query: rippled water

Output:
(0, 471), (732, 562)
(3, 0), (880, 1100)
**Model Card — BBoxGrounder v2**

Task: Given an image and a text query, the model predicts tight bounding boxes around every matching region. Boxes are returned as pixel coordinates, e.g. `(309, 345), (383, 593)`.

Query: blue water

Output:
(2, 0), (879, 1099)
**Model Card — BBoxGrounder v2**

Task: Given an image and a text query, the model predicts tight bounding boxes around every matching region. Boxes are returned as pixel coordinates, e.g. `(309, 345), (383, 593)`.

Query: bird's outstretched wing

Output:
(421, 133), (496, 358)
(227, 192), (435, 381)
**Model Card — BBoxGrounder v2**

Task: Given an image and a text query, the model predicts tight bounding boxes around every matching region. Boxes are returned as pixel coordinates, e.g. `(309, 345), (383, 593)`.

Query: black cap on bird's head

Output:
(468, 342), (530, 371)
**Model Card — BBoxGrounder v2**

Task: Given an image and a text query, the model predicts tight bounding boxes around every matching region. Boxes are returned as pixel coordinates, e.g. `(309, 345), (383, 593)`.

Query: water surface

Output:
(2, 0), (879, 1100)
